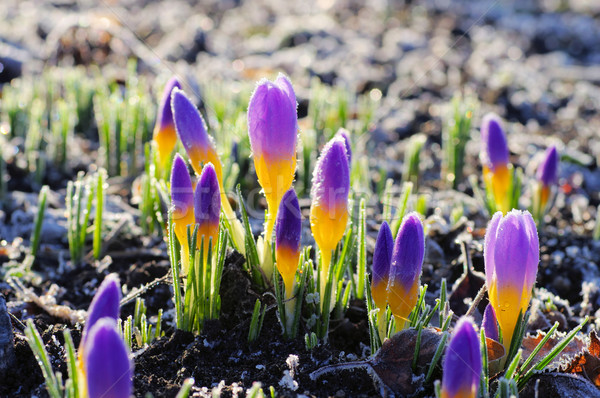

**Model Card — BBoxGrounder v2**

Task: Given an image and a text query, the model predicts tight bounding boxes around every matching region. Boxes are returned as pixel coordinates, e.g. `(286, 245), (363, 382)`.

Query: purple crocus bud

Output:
(441, 317), (482, 398)
(171, 88), (223, 181)
(170, 153), (195, 273)
(481, 303), (499, 342)
(194, 162), (221, 254)
(84, 318), (132, 398)
(387, 212), (425, 329)
(480, 113), (509, 172)
(485, 210), (539, 350)
(310, 137), (350, 286)
(275, 188), (302, 297)
(153, 77), (181, 171)
(371, 221), (393, 313)
(536, 145), (559, 187)
(335, 128), (352, 164)
(81, 274), (121, 350)
(248, 73), (298, 239)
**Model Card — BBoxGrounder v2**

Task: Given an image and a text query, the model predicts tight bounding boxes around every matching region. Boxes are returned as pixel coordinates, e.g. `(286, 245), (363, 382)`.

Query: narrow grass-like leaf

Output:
(30, 185), (49, 260)
(24, 320), (62, 398)
(425, 331), (449, 383)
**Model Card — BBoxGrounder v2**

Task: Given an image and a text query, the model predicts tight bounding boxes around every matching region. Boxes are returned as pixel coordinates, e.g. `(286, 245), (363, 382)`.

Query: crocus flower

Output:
(535, 145), (559, 214)
(335, 128), (352, 164)
(275, 188), (302, 298)
(194, 162), (221, 257)
(371, 221), (393, 313)
(481, 303), (499, 342)
(387, 212), (424, 330)
(248, 74), (298, 240)
(485, 210), (539, 349)
(481, 113), (511, 213)
(309, 137), (350, 299)
(80, 274), (121, 351)
(84, 318), (132, 398)
(441, 317), (482, 398)
(153, 77), (181, 173)
(170, 153), (195, 273)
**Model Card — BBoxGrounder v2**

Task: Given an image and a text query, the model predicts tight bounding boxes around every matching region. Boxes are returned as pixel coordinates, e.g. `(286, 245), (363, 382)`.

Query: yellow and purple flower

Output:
(80, 274), (121, 351)
(481, 113), (511, 213)
(441, 317), (482, 398)
(309, 136), (350, 295)
(534, 145), (559, 217)
(481, 303), (499, 342)
(248, 74), (298, 239)
(275, 188), (302, 299)
(84, 318), (132, 398)
(194, 162), (221, 256)
(170, 153), (195, 273)
(371, 221), (393, 314)
(153, 77), (182, 173)
(485, 210), (539, 349)
(387, 212), (424, 330)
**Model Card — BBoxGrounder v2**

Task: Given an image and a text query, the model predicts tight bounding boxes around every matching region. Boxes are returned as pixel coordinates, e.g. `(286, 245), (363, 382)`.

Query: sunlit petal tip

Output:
(171, 88), (214, 158)
(389, 212), (425, 289)
(441, 317), (481, 398)
(194, 162), (221, 230)
(371, 221), (393, 310)
(82, 274), (121, 348)
(84, 318), (132, 398)
(335, 128), (352, 164)
(170, 153), (194, 218)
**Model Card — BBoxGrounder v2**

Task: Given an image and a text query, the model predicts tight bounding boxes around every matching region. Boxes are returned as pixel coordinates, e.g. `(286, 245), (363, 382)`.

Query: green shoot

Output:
(442, 94), (474, 189)
(30, 185), (49, 261)
(402, 133), (426, 189)
(248, 299), (267, 343)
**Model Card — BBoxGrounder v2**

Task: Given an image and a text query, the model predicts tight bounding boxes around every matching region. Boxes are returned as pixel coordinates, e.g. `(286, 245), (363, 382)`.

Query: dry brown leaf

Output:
(562, 330), (600, 388)
(521, 329), (587, 372)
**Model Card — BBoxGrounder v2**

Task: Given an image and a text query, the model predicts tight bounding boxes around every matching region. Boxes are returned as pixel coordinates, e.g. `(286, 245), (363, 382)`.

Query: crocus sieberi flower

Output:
(170, 153), (195, 273)
(335, 128), (352, 164)
(275, 188), (302, 299)
(485, 210), (539, 350)
(371, 221), (393, 314)
(534, 145), (559, 217)
(153, 77), (181, 174)
(481, 113), (511, 213)
(84, 318), (132, 398)
(194, 162), (221, 258)
(248, 74), (298, 240)
(80, 274), (121, 352)
(482, 303), (499, 342)
(387, 212), (424, 330)
(310, 137), (350, 300)
(441, 317), (482, 398)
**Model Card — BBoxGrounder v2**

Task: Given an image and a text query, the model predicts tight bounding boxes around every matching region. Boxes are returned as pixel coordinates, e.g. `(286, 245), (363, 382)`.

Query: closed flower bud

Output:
(153, 77), (181, 172)
(275, 188), (302, 298)
(387, 212), (424, 330)
(248, 74), (298, 239)
(371, 221), (393, 313)
(84, 318), (132, 398)
(441, 317), (481, 398)
(481, 303), (499, 342)
(485, 210), (539, 349)
(194, 162), (221, 255)
(81, 274), (121, 350)
(535, 145), (559, 214)
(335, 128), (352, 164)
(170, 153), (195, 273)
(481, 113), (511, 213)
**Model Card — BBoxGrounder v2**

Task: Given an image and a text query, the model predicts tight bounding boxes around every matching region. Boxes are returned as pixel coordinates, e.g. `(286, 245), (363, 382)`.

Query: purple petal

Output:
(521, 211), (539, 293)
(310, 137), (350, 212)
(335, 128), (352, 164)
(442, 317), (481, 398)
(194, 163), (221, 226)
(82, 274), (121, 348)
(372, 221), (393, 286)
(247, 75), (298, 162)
(171, 88), (213, 156)
(275, 188), (302, 252)
(484, 212), (502, 292)
(536, 146), (559, 187)
(84, 318), (132, 398)
(482, 304), (499, 341)
(493, 211), (530, 295)
(389, 213), (425, 290)
(481, 113), (509, 171)
(170, 153), (194, 217)
(155, 77), (181, 131)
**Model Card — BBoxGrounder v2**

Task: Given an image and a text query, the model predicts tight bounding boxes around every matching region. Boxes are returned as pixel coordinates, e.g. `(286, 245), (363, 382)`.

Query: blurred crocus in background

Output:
(481, 113), (511, 214)
(485, 210), (539, 351)
(387, 212), (425, 330)
(371, 221), (393, 339)
(171, 87), (245, 254)
(248, 74), (298, 241)
(152, 77), (181, 175)
(275, 188), (302, 334)
(481, 303), (499, 342)
(441, 317), (482, 398)
(194, 162), (221, 259)
(532, 145), (559, 223)
(84, 318), (132, 398)
(170, 153), (195, 273)
(310, 136), (350, 302)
